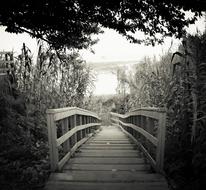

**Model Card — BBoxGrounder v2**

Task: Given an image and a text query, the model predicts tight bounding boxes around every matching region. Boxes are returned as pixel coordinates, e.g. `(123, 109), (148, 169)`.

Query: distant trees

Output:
(0, 1), (203, 49)
(115, 53), (173, 110)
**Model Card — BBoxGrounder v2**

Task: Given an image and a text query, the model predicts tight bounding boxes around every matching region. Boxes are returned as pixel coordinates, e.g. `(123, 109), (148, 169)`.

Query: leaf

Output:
(171, 52), (185, 63)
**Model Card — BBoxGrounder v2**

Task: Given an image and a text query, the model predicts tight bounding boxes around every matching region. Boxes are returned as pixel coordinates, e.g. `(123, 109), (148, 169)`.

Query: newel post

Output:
(156, 111), (166, 173)
(47, 111), (59, 171)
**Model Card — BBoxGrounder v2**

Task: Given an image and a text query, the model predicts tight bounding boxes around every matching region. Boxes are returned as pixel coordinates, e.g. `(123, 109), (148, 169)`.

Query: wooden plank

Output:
(49, 171), (166, 182)
(87, 141), (133, 144)
(45, 181), (169, 190)
(61, 118), (70, 153)
(156, 112), (166, 173)
(69, 157), (145, 164)
(81, 146), (136, 150)
(46, 107), (100, 121)
(75, 152), (139, 158)
(78, 123), (101, 131)
(47, 113), (59, 171)
(111, 108), (165, 120)
(84, 143), (135, 147)
(79, 149), (139, 153)
(64, 163), (150, 171)
(128, 110), (160, 120)
(54, 109), (77, 121)
(57, 127), (76, 147)
(92, 139), (129, 141)
(79, 115), (83, 140)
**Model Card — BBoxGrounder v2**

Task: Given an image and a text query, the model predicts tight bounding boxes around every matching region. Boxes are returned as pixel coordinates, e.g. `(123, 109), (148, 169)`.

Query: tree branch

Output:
(16, 27), (52, 45)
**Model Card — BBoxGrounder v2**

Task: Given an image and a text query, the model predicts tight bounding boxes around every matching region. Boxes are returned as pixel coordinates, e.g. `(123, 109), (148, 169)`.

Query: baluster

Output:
(61, 118), (70, 153)
(87, 116), (89, 132)
(83, 115), (86, 136)
(131, 116), (134, 136)
(133, 116), (137, 139)
(86, 116), (89, 135)
(145, 117), (153, 160)
(73, 114), (77, 145)
(85, 116), (88, 134)
(68, 116), (73, 148)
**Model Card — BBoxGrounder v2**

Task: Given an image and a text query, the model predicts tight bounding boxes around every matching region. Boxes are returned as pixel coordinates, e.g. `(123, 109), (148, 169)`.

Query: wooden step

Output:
(87, 142), (134, 145)
(64, 163), (150, 171)
(74, 152), (139, 158)
(78, 149), (139, 153)
(49, 171), (166, 182)
(45, 125), (169, 190)
(83, 143), (135, 147)
(80, 146), (136, 150)
(69, 157), (145, 164)
(45, 181), (169, 190)
(91, 139), (130, 142)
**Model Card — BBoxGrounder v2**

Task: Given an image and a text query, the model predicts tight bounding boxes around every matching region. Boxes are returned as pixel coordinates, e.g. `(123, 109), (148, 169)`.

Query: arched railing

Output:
(47, 107), (101, 171)
(110, 107), (166, 173)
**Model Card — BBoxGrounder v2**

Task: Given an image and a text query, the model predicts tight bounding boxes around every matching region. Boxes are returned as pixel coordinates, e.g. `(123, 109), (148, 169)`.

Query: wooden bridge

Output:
(45, 107), (168, 190)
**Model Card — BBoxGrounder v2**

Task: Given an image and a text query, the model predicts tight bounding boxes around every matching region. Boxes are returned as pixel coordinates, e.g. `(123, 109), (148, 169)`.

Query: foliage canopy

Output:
(0, 0), (204, 49)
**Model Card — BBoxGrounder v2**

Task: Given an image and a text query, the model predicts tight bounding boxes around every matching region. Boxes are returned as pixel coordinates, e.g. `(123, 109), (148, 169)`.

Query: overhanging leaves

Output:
(0, 0), (202, 49)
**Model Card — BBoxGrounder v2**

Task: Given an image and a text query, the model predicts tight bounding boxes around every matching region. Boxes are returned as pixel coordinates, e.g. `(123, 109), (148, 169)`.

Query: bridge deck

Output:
(45, 126), (169, 190)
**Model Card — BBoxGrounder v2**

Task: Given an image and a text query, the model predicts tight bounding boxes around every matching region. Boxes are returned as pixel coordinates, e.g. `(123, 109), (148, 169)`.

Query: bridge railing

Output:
(47, 107), (101, 171)
(110, 107), (166, 173)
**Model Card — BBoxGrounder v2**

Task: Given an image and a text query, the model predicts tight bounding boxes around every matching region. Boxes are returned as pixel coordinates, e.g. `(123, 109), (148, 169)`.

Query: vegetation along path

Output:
(45, 126), (169, 190)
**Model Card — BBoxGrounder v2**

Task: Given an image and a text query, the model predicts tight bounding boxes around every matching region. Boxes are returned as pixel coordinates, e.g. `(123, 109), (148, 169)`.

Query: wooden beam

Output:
(46, 107), (100, 121)
(47, 113), (59, 171)
(61, 118), (70, 152)
(156, 112), (166, 173)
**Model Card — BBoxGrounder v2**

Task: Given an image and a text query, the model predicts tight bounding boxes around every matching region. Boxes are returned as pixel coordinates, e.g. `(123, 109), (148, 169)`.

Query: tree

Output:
(0, 0), (204, 49)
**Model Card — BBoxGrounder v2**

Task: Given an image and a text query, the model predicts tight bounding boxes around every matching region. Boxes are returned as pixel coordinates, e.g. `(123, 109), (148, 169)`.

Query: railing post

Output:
(79, 115), (83, 139)
(74, 114), (77, 143)
(47, 112), (59, 171)
(156, 111), (166, 173)
(85, 116), (88, 135)
(145, 117), (152, 157)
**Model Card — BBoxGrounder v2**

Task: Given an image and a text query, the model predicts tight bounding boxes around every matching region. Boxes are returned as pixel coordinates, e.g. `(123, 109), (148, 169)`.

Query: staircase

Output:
(45, 126), (169, 190)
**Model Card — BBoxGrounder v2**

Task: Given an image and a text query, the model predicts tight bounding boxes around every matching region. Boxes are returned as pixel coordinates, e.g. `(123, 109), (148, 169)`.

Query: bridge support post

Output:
(61, 118), (70, 152)
(145, 117), (152, 160)
(79, 115), (83, 139)
(74, 114), (77, 144)
(47, 113), (59, 171)
(156, 112), (166, 173)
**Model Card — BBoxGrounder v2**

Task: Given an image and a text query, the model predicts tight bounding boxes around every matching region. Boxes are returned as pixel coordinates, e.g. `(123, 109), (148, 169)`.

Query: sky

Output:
(0, 16), (205, 95)
(80, 29), (179, 63)
(83, 17), (205, 95)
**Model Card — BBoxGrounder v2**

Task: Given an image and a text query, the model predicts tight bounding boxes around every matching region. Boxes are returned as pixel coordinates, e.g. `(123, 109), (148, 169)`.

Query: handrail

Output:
(110, 107), (166, 173)
(47, 107), (101, 171)
(111, 108), (165, 120)
(46, 107), (101, 121)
